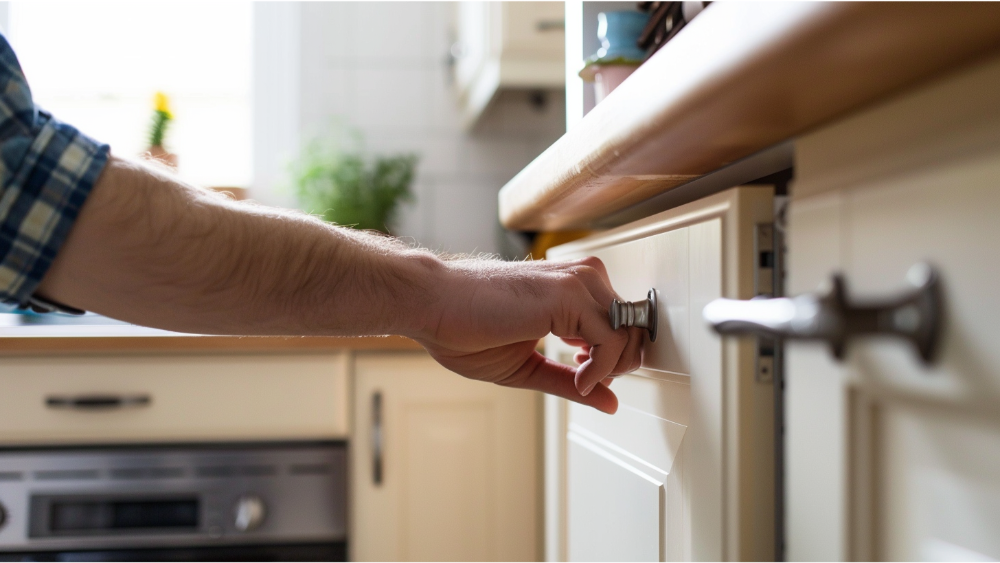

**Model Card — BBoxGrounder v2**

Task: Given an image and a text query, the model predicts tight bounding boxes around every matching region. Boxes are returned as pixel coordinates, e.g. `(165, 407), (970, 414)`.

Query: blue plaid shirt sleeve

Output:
(0, 33), (109, 307)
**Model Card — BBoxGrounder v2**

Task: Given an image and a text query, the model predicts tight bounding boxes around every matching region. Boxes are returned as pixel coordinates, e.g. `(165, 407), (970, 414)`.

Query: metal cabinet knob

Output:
(234, 495), (266, 532)
(609, 289), (658, 341)
(703, 263), (942, 364)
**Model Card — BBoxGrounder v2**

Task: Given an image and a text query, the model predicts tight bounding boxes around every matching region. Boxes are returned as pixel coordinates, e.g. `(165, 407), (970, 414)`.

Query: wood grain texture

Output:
(0, 334), (421, 357)
(499, 1), (1000, 231)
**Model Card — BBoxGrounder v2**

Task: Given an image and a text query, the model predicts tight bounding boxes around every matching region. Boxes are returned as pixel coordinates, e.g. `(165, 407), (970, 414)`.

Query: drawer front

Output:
(0, 353), (349, 444)
(546, 187), (775, 561)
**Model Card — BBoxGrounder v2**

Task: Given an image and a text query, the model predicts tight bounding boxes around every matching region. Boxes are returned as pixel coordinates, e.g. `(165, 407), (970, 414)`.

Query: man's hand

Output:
(413, 257), (644, 414)
(37, 157), (642, 414)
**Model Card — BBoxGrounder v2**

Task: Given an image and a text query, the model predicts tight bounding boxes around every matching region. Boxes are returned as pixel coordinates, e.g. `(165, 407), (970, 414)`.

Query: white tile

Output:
(476, 89), (568, 138)
(460, 137), (538, 180)
(299, 67), (356, 139)
(353, 68), (431, 132)
(300, 2), (358, 66)
(389, 177), (433, 246)
(366, 133), (462, 178)
(427, 65), (464, 135)
(430, 180), (500, 256)
(427, 2), (458, 71)
(355, 2), (433, 66)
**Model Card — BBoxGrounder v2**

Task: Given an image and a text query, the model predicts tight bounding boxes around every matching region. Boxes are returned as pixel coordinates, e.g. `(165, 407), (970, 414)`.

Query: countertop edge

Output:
(0, 334), (423, 356)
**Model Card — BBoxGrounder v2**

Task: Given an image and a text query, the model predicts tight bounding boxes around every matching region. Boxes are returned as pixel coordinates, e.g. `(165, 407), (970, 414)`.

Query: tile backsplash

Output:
(254, 2), (566, 258)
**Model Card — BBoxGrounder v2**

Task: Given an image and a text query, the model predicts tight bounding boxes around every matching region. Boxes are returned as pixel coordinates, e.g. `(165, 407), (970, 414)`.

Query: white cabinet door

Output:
(454, 2), (564, 129)
(787, 54), (1000, 561)
(351, 352), (539, 562)
(546, 187), (775, 561)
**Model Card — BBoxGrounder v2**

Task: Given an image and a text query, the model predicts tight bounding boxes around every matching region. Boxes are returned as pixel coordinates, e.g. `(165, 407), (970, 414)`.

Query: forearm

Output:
(37, 156), (442, 337)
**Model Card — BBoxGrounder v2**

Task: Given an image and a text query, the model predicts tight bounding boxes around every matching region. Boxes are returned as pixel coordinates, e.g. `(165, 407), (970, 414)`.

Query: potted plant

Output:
(146, 91), (178, 169)
(291, 130), (418, 234)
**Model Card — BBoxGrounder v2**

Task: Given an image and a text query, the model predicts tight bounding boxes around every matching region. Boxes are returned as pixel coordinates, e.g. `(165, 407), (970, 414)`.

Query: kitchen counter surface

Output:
(0, 324), (421, 356)
(498, 2), (1000, 231)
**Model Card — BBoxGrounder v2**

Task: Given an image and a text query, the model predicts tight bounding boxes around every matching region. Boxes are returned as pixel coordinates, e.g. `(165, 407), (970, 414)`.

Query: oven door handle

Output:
(45, 394), (152, 410)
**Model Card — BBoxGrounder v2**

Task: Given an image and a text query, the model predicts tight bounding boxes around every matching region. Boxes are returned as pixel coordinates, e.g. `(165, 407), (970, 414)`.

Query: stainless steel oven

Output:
(0, 442), (347, 561)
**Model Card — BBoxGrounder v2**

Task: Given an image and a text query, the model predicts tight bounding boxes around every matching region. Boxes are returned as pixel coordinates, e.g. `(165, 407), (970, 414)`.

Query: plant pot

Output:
(590, 64), (639, 103)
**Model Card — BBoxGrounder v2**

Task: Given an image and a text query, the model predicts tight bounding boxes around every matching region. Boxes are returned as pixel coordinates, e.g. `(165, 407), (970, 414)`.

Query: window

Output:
(7, 1), (252, 188)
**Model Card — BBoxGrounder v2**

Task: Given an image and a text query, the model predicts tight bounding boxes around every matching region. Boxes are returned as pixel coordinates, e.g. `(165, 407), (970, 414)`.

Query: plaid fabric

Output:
(0, 33), (109, 306)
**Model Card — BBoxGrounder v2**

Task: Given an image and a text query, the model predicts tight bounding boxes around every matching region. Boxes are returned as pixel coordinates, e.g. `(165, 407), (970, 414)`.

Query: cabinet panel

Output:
(568, 432), (663, 562)
(401, 403), (493, 562)
(570, 374), (688, 477)
(547, 187), (775, 561)
(351, 352), (538, 562)
(0, 353), (349, 444)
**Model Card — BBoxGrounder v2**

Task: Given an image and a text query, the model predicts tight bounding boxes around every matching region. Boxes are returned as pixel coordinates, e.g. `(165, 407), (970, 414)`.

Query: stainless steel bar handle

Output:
(372, 391), (384, 486)
(609, 288), (658, 341)
(703, 263), (942, 364)
(45, 394), (151, 410)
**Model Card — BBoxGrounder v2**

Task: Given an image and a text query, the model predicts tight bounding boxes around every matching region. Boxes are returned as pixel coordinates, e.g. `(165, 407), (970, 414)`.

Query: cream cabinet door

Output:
(546, 187), (775, 561)
(786, 55), (1000, 561)
(351, 352), (539, 562)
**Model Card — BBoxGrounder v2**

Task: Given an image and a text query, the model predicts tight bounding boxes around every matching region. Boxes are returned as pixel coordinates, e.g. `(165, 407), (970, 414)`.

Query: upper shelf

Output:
(499, 2), (1000, 231)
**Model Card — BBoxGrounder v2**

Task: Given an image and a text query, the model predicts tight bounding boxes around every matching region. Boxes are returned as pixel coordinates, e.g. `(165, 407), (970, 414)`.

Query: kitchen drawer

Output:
(546, 187), (775, 561)
(0, 353), (349, 445)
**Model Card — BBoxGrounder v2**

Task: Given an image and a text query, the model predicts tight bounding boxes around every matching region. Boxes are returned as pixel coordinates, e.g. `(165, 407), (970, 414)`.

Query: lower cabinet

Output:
(0, 353), (350, 444)
(350, 352), (540, 562)
(546, 187), (776, 561)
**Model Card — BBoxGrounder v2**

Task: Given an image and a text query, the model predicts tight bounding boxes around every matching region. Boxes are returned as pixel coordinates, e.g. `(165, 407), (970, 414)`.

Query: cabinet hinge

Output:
(754, 223), (779, 383)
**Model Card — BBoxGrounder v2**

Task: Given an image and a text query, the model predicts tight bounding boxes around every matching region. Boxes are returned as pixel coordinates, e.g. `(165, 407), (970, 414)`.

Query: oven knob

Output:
(233, 495), (266, 532)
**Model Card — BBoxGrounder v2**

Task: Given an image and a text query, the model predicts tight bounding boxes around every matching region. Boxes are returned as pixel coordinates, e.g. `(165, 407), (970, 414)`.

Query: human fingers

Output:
(503, 351), (618, 414)
(611, 326), (644, 375)
(570, 299), (629, 396)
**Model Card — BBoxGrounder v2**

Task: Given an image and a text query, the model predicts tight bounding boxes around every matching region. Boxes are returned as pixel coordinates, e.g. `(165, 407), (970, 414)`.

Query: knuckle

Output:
(556, 272), (587, 292)
(567, 264), (600, 281)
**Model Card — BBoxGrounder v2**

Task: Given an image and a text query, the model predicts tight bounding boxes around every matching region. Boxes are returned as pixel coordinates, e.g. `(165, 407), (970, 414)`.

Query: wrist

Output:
(384, 249), (450, 341)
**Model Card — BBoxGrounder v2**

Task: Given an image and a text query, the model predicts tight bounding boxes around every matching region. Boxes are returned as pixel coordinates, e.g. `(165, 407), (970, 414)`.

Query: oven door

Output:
(0, 542), (347, 563)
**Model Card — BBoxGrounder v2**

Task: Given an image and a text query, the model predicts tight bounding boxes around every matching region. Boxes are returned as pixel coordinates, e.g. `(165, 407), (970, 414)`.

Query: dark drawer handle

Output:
(46, 394), (152, 410)
(704, 263), (942, 364)
(535, 19), (565, 32)
(372, 391), (383, 486)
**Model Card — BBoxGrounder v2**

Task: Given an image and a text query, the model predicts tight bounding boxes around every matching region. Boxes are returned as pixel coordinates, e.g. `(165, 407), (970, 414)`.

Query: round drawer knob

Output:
(233, 495), (266, 532)
(0, 501), (6, 530)
(609, 288), (658, 342)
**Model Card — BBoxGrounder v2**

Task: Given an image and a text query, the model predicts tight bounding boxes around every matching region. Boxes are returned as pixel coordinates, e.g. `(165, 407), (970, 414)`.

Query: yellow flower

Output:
(154, 91), (173, 119)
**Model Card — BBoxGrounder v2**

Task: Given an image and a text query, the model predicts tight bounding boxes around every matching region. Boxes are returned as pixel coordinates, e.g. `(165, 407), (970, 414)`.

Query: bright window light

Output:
(7, 1), (252, 188)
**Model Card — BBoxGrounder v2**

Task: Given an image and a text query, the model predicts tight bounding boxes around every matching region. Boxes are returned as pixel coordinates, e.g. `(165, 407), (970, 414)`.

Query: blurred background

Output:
(0, 1), (568, 259)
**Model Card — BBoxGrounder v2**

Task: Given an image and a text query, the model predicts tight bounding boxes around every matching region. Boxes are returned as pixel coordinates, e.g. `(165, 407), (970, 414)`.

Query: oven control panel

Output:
(0, 443), (346, 552)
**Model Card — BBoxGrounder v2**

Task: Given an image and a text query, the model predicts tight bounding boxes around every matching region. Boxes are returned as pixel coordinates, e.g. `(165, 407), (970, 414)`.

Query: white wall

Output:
(254, 2), (566, 257)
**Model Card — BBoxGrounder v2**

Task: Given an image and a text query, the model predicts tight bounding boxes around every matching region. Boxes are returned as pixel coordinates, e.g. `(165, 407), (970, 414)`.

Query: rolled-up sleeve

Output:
(0, 34), (109, 306)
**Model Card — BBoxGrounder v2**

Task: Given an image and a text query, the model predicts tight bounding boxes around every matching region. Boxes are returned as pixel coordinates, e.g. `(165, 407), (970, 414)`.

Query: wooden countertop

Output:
(499, 2), (1000, 231)
(0, 324), (421, 356)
